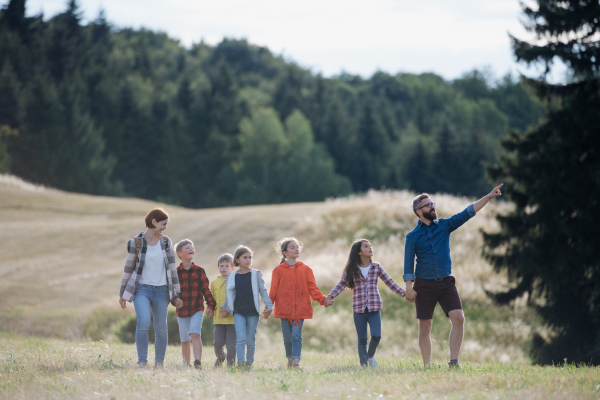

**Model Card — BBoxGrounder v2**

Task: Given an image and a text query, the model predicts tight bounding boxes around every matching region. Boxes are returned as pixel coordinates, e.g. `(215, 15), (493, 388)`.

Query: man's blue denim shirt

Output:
(403, 204), (476, 281)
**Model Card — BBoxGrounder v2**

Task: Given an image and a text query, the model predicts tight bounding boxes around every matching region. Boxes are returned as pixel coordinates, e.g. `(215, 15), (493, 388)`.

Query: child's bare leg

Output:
(191, 333), (202, 361)
(181, 341), (191, 365)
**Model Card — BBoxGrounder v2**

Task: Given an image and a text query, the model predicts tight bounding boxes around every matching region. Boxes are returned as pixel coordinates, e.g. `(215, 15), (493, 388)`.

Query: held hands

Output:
(263, 307), (272, 319)
(323, 295), (335, 308)
(221, 307), (229, 319)
(119, 297), (127, 310)
(488, 183), (503, 199)
(405, 287), (417, 303)
(205, 308), (214, 318)
(174, 298), (183, 309)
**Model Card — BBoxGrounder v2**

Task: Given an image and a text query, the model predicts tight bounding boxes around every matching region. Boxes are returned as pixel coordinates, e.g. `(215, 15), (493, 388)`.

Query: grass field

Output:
(3, 174), (597, 399)
(1, 336), (599, 400)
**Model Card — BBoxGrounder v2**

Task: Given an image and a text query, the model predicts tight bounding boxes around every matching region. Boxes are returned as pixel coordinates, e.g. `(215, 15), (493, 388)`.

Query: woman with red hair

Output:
(119, 208), (183, 368)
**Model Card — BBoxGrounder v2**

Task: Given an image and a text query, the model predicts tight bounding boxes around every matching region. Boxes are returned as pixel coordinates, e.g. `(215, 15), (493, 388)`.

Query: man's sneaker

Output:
(368, 357), (379, 367)
(137, 361), (148, 369)
(287, 359), (293, 368)
(448, 361), (461, 370)
(194, 360), (202, 370)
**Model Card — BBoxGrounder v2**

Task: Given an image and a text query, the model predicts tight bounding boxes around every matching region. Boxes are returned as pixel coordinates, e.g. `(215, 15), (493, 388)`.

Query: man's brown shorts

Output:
(414, 276), (462, 320)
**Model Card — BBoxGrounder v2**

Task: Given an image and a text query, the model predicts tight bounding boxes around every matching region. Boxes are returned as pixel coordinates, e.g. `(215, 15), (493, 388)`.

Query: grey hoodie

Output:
(223, 268), (273, 315)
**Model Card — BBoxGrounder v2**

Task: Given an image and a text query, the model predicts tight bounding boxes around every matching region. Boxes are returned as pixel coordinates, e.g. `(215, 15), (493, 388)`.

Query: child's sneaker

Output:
(194, 360), (202, 370)
(368, 357), (379, 367)
(214, 355), (225, 368)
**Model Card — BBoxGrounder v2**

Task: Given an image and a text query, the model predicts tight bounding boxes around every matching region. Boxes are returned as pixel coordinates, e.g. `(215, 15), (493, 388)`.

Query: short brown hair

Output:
(145, 208), (169, 228)
(175, 239), (194, 254)
(217, 253), (234, 266)
(412, 194), (430, 216)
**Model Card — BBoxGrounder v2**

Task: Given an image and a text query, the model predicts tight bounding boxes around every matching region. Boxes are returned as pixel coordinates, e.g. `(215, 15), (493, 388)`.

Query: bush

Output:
(82, 307), (127, 341)
(115, 309), (215, 346)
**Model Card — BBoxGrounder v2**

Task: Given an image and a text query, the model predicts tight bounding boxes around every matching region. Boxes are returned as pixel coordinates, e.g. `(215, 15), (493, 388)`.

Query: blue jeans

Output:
(233, 313), (260, 364)
(353, 309), (382, 366)
(281, 319), (304, 359)
(133, 284), (170, 365)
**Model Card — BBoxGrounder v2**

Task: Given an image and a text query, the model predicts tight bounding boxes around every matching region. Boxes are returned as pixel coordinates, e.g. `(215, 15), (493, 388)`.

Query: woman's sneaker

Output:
(368, 357), (379, 367)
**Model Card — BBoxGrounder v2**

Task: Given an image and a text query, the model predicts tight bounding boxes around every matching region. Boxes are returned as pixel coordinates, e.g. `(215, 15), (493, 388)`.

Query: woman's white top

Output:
(359, 263), (372, 279)
(139, 241), (167, 286)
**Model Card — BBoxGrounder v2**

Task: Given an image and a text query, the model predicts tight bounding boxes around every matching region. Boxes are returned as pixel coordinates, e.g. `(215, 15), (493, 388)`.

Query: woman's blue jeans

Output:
(133, 284), (170, 365)
(353, 309), (382, 366)
(233, 313), (260, 364)
(281, 319), (304, 359)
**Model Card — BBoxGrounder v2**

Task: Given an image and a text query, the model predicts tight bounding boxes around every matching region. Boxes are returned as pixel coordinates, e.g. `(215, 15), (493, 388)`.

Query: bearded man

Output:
(404, 184), (503, 368)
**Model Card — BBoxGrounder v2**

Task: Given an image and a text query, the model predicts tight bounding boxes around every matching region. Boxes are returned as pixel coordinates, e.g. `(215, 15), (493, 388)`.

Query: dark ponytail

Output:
(343, 239), (368, 290)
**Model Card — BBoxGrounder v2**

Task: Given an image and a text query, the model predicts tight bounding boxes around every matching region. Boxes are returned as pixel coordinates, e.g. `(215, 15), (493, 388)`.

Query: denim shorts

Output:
(177, 311), (204, 342)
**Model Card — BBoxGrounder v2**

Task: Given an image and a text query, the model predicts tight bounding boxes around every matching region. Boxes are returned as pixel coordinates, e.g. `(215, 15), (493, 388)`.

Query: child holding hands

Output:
(210, 253), (236, 367)
(325, 239), (407, 367)
(175, 239), (216, 369)
(222, 245), (273, 367)
(269, 237), (328, 369)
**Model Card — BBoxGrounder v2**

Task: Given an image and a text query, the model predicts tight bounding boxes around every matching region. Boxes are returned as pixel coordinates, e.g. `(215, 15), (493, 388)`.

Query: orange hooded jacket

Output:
(269, 261), (326, 324)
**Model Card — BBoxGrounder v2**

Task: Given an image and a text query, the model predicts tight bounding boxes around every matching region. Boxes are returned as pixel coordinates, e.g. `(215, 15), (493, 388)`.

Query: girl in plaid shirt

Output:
(325, 239), (407, 367)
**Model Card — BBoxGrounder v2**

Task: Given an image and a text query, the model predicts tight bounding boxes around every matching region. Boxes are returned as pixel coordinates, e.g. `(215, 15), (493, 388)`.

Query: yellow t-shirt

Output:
(210, 275), (234, 325)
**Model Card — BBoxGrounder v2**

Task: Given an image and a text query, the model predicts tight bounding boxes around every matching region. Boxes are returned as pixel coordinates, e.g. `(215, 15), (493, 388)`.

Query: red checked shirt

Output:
(176, 263), (216, 318)
(328, 262), (405, 313)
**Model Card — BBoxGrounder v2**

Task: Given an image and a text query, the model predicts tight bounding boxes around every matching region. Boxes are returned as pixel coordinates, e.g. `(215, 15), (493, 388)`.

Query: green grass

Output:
(1, 336), (598, 400)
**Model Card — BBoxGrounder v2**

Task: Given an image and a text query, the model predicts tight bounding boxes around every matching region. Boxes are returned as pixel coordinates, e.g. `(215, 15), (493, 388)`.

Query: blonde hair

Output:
(217, 253), (234, 266)
(276, 237), (303, 264)
(233, 245), (253, 266)
(175, 239), (194, 256)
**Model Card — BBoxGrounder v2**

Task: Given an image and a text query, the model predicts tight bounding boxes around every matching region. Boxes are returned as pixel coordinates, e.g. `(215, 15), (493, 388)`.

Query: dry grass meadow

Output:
(1, 174), (599, 399)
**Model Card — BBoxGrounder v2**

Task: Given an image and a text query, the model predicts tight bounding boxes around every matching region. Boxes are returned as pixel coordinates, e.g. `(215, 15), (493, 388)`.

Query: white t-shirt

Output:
(139, 242), (167, 286)
(358, 263), (372, 279)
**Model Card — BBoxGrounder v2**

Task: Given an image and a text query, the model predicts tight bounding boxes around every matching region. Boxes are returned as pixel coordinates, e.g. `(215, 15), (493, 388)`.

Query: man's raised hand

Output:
(488, 183), (503, 198)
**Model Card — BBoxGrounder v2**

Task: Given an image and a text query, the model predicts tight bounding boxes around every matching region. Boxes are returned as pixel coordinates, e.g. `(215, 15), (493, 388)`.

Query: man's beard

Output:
(422, 209), (437, 221)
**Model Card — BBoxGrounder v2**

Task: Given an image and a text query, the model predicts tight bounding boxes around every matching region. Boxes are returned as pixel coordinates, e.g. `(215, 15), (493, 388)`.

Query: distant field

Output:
(1, 174), (536, 365)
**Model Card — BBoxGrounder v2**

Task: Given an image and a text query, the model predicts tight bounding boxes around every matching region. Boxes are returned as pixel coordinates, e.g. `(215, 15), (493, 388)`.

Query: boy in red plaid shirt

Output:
(175, 239), (216, 369)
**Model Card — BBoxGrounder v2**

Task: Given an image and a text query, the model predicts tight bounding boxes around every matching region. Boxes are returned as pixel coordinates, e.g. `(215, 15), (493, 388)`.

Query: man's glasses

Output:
(417, 202), (436, 210)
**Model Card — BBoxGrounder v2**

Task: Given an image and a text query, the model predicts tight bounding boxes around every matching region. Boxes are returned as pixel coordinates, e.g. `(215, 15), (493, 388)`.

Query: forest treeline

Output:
(0, 0), (546, 207)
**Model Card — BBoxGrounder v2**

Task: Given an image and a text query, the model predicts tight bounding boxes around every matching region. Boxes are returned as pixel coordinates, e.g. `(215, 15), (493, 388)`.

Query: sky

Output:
(23, 0), (566, 83)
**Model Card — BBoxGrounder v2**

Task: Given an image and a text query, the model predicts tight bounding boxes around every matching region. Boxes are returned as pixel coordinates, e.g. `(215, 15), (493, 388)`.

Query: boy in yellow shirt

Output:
(210, 253), (236, 367)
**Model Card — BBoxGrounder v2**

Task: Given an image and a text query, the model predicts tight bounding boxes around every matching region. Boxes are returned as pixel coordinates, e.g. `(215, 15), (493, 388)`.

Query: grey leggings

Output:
(213, 324), (236, 366)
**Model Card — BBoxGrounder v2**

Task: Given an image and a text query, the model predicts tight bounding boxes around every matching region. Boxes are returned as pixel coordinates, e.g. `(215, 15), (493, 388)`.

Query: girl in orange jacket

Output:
(269, 237), (329, 369)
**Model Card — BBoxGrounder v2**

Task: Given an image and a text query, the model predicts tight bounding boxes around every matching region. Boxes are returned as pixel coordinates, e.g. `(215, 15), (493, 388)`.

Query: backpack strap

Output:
(134, 237), (142, 262)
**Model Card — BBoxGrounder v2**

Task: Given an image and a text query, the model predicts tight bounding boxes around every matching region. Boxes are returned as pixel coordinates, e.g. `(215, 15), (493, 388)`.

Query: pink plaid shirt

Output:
(328, 262), (405, 313)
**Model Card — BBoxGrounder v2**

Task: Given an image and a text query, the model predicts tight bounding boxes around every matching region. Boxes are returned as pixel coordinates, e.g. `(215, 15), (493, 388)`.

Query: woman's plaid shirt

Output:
(328, 262), (405, 313)
(176, 263), (217, 318)
(119, 233), (181, 302)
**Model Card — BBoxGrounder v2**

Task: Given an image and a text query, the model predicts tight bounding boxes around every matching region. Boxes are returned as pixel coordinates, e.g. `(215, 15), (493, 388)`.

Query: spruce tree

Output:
(484, 0), (600, 364)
